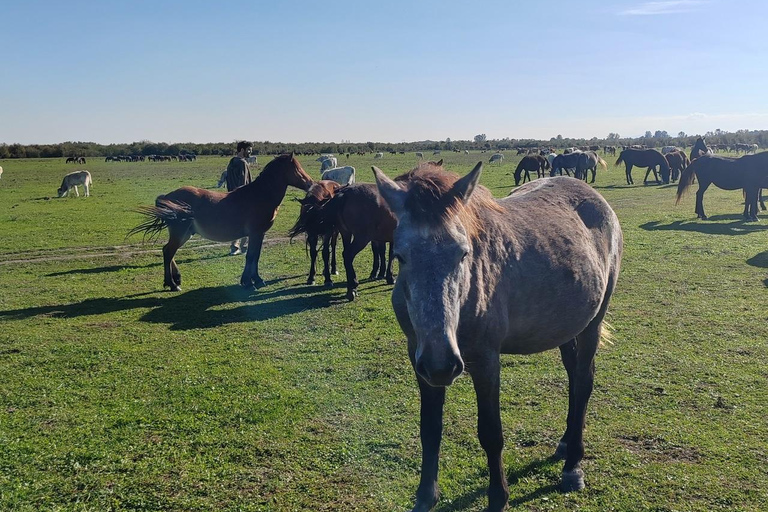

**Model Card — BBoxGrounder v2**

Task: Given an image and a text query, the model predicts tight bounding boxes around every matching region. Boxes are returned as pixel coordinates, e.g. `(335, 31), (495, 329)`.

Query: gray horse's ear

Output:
(450, 162), (483, 203)
(372, 166), (406, 216)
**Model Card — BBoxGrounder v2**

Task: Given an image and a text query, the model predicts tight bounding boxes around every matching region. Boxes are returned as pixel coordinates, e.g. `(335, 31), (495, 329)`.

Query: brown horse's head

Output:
(374, 162), (498, 387)
(264, 153), (314, 191)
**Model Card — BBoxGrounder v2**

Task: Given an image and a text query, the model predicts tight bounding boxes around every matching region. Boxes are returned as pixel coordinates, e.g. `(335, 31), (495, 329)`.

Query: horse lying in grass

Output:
(676, 152), (768, 221)
(373, 161), (622, 511)
(130, 153), (313, 291)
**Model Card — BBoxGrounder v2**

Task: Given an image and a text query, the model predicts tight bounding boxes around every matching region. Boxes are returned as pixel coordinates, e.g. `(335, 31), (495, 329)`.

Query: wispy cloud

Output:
(619, 0), (710, 16)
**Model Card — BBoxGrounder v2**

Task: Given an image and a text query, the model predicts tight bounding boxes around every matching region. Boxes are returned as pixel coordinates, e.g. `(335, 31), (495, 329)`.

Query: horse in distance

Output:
(615, 148), (671, 185)
(676, 152), (768, 221)
(129, 154), (313, 291)
(574, 151), (608, 183)
(57, 170), (92, 197)
(373, 162), (622, 511)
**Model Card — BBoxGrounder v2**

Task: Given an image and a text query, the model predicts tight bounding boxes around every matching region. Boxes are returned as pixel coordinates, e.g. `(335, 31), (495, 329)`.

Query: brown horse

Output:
(664, 150), (690, 182)
(374, 162), (622, 511)
(615, 148), (670, 185)
(130, 154), (313, 291)
(676, 152), (768, 221)
(513, 155), (548, 185)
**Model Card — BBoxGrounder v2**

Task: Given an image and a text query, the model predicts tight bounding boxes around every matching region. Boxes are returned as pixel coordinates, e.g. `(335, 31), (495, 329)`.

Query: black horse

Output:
(676, 152), (768, 221)
(513, 155), (549, 185)
(690, 137), (710, 162)
(615, 148), (671, 185)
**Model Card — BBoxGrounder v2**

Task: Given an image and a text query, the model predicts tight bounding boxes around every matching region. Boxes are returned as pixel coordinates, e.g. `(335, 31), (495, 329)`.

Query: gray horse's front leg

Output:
(411, 374), (446, 512)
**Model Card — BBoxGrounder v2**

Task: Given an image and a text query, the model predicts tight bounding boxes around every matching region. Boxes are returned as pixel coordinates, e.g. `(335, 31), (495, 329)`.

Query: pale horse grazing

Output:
(318, 156), (338, 171)
(58, 170), (92, 197)
(374, 152), (384, 159)
(489, 153), (503, 165)
(320, 166), (356, 185)
(216, 170), (228, 188)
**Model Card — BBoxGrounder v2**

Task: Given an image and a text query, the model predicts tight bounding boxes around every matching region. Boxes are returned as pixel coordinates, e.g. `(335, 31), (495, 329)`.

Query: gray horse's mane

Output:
(394, 163), (502, 238)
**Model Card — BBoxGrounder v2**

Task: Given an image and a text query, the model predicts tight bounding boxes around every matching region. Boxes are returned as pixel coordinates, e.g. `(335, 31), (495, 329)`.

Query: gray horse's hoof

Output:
(554, 441), (568, 460)
(561, 467), (585, 492)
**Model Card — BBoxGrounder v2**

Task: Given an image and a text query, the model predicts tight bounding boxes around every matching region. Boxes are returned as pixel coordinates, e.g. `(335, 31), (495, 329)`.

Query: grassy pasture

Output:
(0, 151), (766, 511)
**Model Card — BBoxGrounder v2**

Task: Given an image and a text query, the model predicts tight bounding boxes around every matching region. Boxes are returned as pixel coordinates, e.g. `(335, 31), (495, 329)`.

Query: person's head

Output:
(236, 141), (253, 157)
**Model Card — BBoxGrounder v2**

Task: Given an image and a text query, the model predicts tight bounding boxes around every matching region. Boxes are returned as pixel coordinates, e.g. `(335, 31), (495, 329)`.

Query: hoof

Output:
(307, 278), (315, 285)
(169, 285), (181, 292)
(554, 441), (568, 460)
(323, 281), (334, 288)
(386, 276), (396, 285)
(254, 279), (267, 289)
(699, 215), (708, 220)
(561, 467), (585, 492)
(346, 289), (357, 301)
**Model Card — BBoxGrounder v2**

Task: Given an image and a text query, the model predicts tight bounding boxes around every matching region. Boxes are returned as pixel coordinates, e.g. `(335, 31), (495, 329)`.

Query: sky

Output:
(2, 0), (767, 144)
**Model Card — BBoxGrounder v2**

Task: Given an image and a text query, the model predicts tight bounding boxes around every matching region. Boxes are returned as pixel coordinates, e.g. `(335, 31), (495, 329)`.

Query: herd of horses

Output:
(124, 142), (766, 511)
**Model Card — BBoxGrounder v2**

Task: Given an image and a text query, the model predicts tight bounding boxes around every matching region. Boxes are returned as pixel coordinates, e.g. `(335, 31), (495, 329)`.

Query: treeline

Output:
(2, 129), (768, 159)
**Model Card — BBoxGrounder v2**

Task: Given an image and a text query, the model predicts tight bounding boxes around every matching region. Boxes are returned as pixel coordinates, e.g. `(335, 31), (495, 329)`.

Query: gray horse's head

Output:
(373, 162), (484, 387)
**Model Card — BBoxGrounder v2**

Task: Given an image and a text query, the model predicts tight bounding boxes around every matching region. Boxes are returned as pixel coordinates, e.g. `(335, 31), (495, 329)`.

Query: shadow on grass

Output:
(44, 253), (229, 277)
(640, 217), (768, 236)
(432, 456), (561, 511)
(0, 278), (343, 330)
(746, 251), (768, 268)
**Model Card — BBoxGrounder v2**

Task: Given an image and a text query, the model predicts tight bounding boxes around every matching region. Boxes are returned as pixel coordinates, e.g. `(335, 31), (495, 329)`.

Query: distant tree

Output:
(607, 133), (620, 140)
(644, 131), (653, 139)
(678, 131), (687, 138)
(653, 130), (669, 138)
(366, 141), (376, 151)
(474, 134), (487, 144)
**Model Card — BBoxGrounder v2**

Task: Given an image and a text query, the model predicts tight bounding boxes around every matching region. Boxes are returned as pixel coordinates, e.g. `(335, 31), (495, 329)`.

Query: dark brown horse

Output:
(664, 150), (690, 182)
(676, 152), (768, 221)
(690, 136), (710, 162)
(289, 180), (342, 286)
(513, 155), (549, 185)
(374, 162), (622, 511)
(130, 154), (313, 291)
(615, 148), (671, 185)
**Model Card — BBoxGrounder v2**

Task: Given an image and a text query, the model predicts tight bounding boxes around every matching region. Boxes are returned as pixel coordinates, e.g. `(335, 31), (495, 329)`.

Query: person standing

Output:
(226, 141), (253, 255)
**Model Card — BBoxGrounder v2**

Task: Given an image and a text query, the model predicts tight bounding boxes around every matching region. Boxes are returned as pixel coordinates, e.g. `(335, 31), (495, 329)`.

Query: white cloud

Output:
(620, 1), (710, 16)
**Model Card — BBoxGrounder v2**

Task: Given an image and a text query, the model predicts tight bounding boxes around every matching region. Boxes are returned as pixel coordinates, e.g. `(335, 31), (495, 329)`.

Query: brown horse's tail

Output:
(615, 153), (624, 167)
(288, 196), (338, 243)
(675, 161), (698, 205)
(127, 197), (195, 242)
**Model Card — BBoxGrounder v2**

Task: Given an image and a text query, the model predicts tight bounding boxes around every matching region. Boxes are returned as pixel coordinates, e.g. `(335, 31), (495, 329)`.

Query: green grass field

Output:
(0, 152), (766, 511)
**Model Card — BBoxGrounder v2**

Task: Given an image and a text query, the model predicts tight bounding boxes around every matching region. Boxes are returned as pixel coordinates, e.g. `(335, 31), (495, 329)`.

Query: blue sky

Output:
(2, 0), (766, 144)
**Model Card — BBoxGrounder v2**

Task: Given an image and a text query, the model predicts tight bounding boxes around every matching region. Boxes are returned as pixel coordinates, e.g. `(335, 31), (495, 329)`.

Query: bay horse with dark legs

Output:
(374, 162), (623, 511)
(513, 155), (544, 185)
(676, 152), (768, 221)
(615, 148), (670, 185)
(129, 154), (313, 291)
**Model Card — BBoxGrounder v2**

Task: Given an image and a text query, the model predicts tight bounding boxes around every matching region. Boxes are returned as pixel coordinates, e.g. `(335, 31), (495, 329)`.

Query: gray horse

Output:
(373, 163), (623, 512)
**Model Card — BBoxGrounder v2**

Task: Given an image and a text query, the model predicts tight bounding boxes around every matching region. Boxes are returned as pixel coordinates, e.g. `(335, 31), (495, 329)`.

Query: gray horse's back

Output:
(492, 177), (622, 353)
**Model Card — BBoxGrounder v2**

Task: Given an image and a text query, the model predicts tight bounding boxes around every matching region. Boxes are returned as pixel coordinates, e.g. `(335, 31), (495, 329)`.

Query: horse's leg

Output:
(523, 170), (531, 183)
(307, 234), (319, 285)
(385, 241), (395, 285)
(643, 167), (653, 184)
(342, 233), (369, 301)
(470, 359), (509, 511)
(376, 242), (388, 280)
(590, 166), (596, 184)
(321, 233), (334, 287)
(411, 369), (446, 512)
(74, 186), (79, 197)
(695, 181), (711, 220)
(625, 164), (633, 185)
(556, 339), (578, 459)
(560, 282), (613, 492)
(241, 232), (266, 288)
(760, 188), (766, 211)
(369, 241), (382, 280)
(331, 231), (339, 275)
(744, 187), (759, 221)
(162, 223), (191, 292)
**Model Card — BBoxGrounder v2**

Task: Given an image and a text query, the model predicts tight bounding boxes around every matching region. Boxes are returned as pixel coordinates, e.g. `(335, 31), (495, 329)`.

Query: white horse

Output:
(318, 156), (338, 171)
(216, 170), (227, 188)
(321, 166), (356, 185)
(58, 170), (92, 197)
(489, 153), (504, 165)
(546, 153), (558, 172)
(0, 166), (3, 179)
(374, 152), (384, 159)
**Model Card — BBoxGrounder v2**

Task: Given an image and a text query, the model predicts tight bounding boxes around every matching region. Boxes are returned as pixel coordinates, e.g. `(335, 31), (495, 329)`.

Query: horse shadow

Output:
(640, 217), (768, 236)
(44, 254), (229, 277)
(746, 251), (768, 288)
(433, 456), (560, 511)
(0, 280), (340, 330)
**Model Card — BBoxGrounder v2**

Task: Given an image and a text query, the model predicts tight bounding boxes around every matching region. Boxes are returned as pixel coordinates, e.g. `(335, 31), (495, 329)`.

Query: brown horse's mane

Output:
(394, 162), (503, 239)
(249, 153), (296, 186)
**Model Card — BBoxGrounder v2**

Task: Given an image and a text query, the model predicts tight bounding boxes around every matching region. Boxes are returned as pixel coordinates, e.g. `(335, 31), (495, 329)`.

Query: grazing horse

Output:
(373, 163), (622, 511)
(489, 153), (503, 165)
(574, 151), (607, 183)
(664, 150), (690, 182)
(690, 137), (711, 162)
(57, 170), (92, 197)
(415, 152), (424, 159)
(129, 154), (313, 291)
(320, 166), (356, 185)
(513, 155), (548, 186)
(551, 152), (582, 177)
(615, 148), (670, 185)
(676, 152), (768, 221)
(65, 157), (76, 164)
